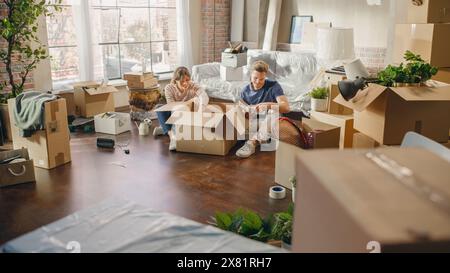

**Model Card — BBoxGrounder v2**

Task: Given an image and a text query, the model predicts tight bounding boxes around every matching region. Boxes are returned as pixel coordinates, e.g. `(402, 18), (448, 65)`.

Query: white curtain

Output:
(263, 0), (282, 51)
(176, 0), (194, 70)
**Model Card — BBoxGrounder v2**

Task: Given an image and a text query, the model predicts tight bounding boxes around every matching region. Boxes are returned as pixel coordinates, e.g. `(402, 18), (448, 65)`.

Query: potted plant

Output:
(270, 203), (294, 249)
(0, 0), (61, 141)
(289, 176), (296, 203)
(309, 87), (328, 112)
(378, 50), (438, 87)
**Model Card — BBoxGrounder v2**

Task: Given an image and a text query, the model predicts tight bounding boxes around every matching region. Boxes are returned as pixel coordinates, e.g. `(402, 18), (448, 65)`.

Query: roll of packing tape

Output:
(270, 186), (286, 200)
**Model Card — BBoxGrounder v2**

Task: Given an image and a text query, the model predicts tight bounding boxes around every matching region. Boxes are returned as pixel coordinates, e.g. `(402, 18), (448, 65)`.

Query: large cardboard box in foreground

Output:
(399, 0), (450, 24)
(73, 81), (118, 117)
(156, 102), (246, 156)
(8, 98), (71, 169)
(393, 23), (450, 68)
(275, 118), (340, 189)
(0, 148), (36, 188)
(334, 82), (450, 145)
(292, 148), (450, 253)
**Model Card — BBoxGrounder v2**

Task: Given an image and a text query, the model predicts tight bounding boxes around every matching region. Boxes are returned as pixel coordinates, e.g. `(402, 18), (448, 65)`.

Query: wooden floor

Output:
(0, 124), (291, 245)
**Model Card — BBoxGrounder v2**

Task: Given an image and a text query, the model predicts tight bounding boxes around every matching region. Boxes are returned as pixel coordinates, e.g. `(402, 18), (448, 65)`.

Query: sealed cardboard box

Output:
(156, 102), (246, 156)
(310, 111), (355, 149)
(54, 90), (75, 116)
(353, 132), (380, 149)
(328, 84), (353, 115)
(220, 65), (243, 81)
(334, 82), (450, 145)
(127, 79), (158, 89)
(432, 68), (450, 84)
(275, 118), (340, 189)
(8, 98), (71, 169)
(221, 52), (247, 68)
(393, 23), (450, 68)
(73, 81), (118, 118)
(292, 148), (450, 253)
(94, 112), (131, 135)
(0, 148), (36, 188)
(123, 72), (155, 82)
(399, 0), (450, 23)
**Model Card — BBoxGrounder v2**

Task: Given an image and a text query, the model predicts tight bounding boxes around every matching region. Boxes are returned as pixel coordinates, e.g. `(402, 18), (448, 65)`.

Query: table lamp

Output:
(316, 27), (355, 68)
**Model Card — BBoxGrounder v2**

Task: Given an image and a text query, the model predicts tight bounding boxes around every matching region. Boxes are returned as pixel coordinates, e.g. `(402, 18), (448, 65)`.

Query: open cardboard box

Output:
(0, 148), (36, 188)
(334, 82), (450, 145)
(73, 81), (118, 118)
(310, 111), (355, 149)
(94, 112), (131, 135)
(156, 101), (246, 156)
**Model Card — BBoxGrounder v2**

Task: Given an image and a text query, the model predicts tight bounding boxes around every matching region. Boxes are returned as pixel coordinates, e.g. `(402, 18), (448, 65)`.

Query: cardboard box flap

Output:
(303, 118), (339, 132)
(334, 84), (387, 112)
(73, 81), (98, 88)
(0, 148), (30, 162)
(166, 112), (224, 129)
(390, 84), (450, 102)
(154, 102), (193, 112)
(84, 85), (118, 96)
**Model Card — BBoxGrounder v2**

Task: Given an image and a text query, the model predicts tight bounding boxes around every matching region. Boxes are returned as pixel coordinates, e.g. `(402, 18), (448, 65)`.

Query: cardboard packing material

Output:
(54, 90), (75, 116)
(94, 112), (131, 135)
(328, 84), (353, 115)
(334, 82), (450, 145)
(352, 132), (380, 149)
(0, 148), (36, 188)
(220, 65), (243, 81)
(123, 72), (155, 82)
(310, 111), (355, 149)
(292, 148), (450, 253)
(73, 81), (118, 118)
(8, 98), (71, 169)
(156, 102), (246, 156)
(400, 0), (450, 23)
(275, 118), (340, 189)
(393, 23), (450, 68)
(221, 52), (247, 68)
(432, 68), (450, 84)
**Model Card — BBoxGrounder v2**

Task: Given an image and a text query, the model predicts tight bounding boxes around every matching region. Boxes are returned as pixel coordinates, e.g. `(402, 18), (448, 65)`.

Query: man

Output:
(236, 61), (290, 158)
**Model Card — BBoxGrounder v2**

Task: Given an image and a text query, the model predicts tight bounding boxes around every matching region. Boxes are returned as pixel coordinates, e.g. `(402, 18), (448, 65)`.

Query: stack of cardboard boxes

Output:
(124, 72), (161, 122)
(220, 44), (247, 82)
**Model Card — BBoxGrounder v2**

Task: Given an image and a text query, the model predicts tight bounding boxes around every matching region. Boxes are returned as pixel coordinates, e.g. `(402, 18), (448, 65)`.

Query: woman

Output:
(153, 66), (209, 151)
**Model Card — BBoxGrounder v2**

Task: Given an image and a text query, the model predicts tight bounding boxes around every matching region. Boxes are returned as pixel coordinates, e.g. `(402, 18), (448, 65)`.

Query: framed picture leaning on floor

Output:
(289, 15), (313, 44)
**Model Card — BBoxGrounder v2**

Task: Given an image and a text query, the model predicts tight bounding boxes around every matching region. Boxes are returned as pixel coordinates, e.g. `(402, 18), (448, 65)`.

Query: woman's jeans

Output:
(156, 111), (172, 135)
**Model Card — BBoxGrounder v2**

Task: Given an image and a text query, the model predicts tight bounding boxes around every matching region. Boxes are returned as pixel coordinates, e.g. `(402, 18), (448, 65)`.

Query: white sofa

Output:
(192, 49), (319, 112)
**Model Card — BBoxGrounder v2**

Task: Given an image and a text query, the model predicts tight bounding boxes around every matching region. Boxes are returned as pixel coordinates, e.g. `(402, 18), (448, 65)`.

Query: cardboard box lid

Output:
(154, 101), (193, 112)
(0, 148), (30, 162)
(295, 147), (450, 243)
(303, 118), (339, 133)
(73, 81), (99, 88)
(83, 85), (118, 96)
(334, 82), (450, 112)
(166, 111), (224, 129)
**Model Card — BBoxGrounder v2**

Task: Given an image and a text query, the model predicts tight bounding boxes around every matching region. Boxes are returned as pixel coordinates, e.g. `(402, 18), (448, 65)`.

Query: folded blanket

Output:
(13, 91), (57, 137)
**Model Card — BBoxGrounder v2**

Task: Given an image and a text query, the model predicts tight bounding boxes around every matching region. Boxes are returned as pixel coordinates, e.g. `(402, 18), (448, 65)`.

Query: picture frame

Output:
(289, 15), (314, 44)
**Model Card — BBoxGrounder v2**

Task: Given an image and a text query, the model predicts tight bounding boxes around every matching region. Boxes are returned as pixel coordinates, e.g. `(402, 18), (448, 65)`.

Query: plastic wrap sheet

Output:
(1, 199), (285, 253)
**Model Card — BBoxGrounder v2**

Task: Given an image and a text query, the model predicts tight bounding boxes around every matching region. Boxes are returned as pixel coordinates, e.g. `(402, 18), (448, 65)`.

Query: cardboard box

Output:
(221, 52), (247, 68)
(292, 148), (450, 253)
(156, 102), (246, 156)
(275, 119), (340, 189)
(432, 68), (450, 84)
(353, 132), (380, 149)
(393, 23), (450, 68)
(220, 65), (243, 81)
(94, 112), (131, 135)
(310, 111), (355, 149)
(73, 82), (118, 118)
(334, 82), (450, 145)
(8, 98), (71, 169)
(54, 91), (75, 116)
(328, 84), (353, 115)
(401, 0), (450, 23)
(0, 148), (36, 188)
(127, 79), (158, 90)
(123, 72), (154, 82)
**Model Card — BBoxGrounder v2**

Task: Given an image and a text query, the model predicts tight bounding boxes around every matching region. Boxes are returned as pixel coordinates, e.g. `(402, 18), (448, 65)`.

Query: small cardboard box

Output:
(334, 82), (450, 145)
(433, 68), (450, 84)
(8, 98), (71, 169)
(73, 81), (118, 118)
(292, 148), (450, 253)
(310, 111), (355, 149)
(0, 148), (36, 188)
(221, 52), (247, 68)
(352, 132), (380, 149)
(54, 90), (75, 116)
(220, 65), (243, 81)
(401, 0), (450, 23)
(156, 102), (246, 156)
(127, 79), (158, 90)
(393, 23), (450, 68)
(123, 72), (154, 82)
(328, 84), (353, 115)
(275, 118), (340, 190)
(94, 112), (131, 135)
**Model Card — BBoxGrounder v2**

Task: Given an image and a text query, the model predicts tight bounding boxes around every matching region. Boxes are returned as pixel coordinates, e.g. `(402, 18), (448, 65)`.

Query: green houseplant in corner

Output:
(309, 87), (328, 112)
(0, 0), (61, 141)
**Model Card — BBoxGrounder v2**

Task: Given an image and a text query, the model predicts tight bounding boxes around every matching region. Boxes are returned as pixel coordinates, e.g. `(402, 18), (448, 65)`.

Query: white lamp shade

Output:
(344, 58), (370, 80)
(316, 27), (355, 60)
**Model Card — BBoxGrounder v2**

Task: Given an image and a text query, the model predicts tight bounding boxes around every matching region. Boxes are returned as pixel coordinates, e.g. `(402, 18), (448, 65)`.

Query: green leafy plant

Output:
(309, 87), (328, 99)
(0, 0), (62, 98)
(377, 50), (438, 87)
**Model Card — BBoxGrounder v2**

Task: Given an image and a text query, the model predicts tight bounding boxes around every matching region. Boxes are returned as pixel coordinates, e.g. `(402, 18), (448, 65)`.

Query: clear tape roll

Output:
(269, 186), (286, 200)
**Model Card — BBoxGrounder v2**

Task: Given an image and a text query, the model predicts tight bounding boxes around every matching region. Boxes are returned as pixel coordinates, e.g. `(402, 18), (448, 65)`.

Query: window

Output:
(46, 0), (177, 90)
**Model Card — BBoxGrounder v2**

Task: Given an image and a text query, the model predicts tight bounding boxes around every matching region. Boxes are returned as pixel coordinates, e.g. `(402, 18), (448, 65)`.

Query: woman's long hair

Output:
(171, 67), (191, 85)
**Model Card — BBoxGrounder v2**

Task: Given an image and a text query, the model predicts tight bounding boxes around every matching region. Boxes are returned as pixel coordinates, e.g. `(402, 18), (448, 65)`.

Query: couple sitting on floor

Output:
(154, 61), (291, 158)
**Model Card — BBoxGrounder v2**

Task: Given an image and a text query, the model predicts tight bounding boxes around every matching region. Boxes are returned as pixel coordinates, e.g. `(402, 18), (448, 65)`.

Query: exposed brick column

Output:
(201, 0), (230, 63)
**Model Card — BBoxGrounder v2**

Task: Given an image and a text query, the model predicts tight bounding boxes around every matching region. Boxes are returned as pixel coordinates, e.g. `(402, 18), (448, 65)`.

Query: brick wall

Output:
(0, 2), (34, 93)
(201, 0), (230, 63)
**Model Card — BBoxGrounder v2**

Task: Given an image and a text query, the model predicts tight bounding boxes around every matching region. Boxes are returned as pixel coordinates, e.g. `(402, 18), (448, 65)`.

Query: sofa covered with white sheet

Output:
(192, 49), (319, 112)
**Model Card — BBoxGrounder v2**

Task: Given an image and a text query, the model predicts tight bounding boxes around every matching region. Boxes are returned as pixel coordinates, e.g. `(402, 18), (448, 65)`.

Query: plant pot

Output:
(311, 98), (328, 112)
(0, 103), (12, 142)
